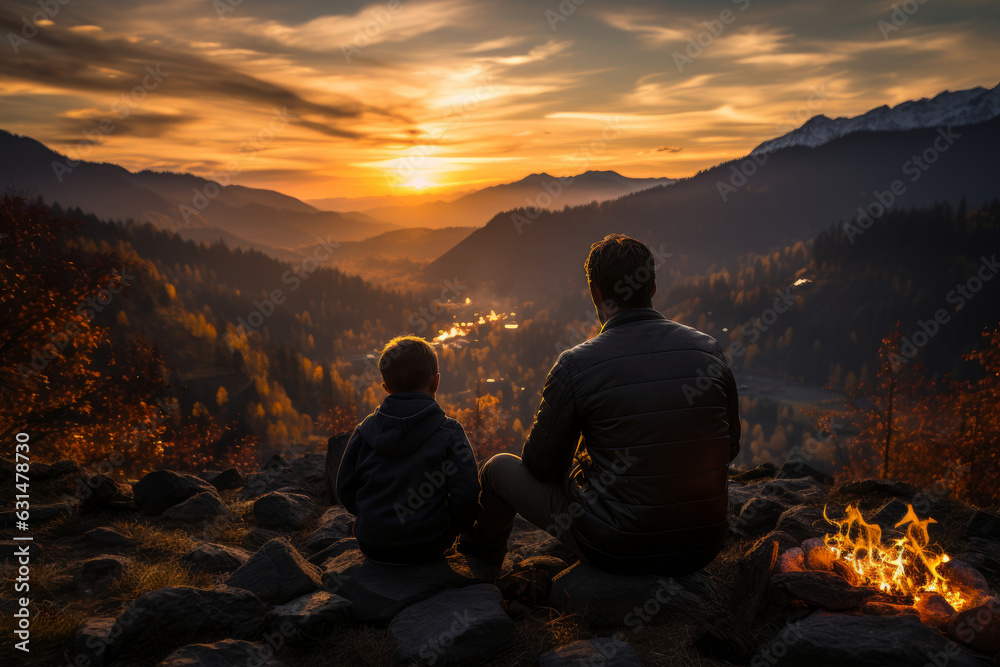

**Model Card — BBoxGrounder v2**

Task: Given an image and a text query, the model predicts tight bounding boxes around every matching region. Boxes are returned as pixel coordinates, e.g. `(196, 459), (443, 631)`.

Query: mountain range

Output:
(752, 82), (1000, 155)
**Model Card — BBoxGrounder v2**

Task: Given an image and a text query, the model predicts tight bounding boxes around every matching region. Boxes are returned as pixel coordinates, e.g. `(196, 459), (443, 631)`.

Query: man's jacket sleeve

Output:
(521, 353), (581, 483)
(336, 426), (364, 515)
(445, 424), (481, 531)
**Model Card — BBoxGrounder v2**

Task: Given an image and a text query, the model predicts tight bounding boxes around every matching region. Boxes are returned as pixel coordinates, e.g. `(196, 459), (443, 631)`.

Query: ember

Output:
(823, 503), (969, 611)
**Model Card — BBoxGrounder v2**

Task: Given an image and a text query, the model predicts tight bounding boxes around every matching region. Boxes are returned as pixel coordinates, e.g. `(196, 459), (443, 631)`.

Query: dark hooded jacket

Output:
(522, 308), (740, 574)
(337, 392), (481, 563)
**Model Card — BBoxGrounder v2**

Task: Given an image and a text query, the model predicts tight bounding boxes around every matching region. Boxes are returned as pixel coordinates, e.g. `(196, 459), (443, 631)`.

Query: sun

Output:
(405, 175), (432, 190)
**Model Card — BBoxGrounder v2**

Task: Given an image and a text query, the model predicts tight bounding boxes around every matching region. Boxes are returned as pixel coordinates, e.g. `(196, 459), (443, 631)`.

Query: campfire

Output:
(822, 503), (970, 612)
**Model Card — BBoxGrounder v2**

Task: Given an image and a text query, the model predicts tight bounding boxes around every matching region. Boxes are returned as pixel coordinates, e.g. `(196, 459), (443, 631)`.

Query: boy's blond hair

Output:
(379, 335), (438, 392)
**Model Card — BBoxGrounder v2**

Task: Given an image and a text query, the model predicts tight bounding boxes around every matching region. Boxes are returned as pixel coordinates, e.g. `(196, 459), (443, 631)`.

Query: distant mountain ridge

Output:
(353, 170), (676, 228)
(0, 130), (397, 251)
(752, 82), (1000, 155)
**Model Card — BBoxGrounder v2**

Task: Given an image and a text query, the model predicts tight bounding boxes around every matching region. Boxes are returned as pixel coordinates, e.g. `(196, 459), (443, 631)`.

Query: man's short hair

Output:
(584, 233), (656, 310)
(379, 335), (439, 392)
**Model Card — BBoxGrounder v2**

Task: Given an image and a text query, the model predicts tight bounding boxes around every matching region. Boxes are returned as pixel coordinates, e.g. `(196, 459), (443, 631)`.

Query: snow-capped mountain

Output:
(751, 82), (1000, 155)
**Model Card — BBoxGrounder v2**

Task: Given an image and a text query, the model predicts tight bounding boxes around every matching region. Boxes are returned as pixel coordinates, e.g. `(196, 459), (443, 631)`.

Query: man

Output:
(460, 233), (740, 574)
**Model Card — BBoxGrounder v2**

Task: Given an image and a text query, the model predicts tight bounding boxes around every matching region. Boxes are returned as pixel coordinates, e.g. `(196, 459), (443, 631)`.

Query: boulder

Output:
(242, 452), (329, 501)
(771, 571), (877, 610)
(776, 548), (805, 574)
(915, 592), (955, 629)
(755, 611), (982, 666)
(732, 497), (787, 537)
(961, 537), (1000, 579)
(163, 492), (231, 524)
(947, 596), (1000, 651)
(132, 471), (218, 516)
(253, 491), (316, 529)
(539, 637), (643, 667)
(775, 505), (829, 542)
(308, 537), (359, 567)
(775, 461), (834, 486)
(84, 527), (131, 546)
(939, 558), (992, 605)
(389, 584), (513, 665)
(266, 590), (353, 639)
(72, 616), (116, 666)
(79, 474), (137, 513)
(158, 639), (287, 666)
(109, 586), (267, 661)
(303, 506), (353, 553)
(226, 538), (322, 604)
(181, 542), (249, 574)
(0, 501), (75, 528)
(729, 462), (778, 483)
(964, 509), (1000, 543)
(241, 528), (282, 552)
(496, 555), (567, 604)
(801, 537), (835, 572)
(30, 459), (82, 480)
(759, 477), (829, 505)
(210, 467), (246, 491)
(549, 562), (720, 629)
(861, 601), (919, 616)
(321, 549), (495, 624)
(76, 555), (131, 589)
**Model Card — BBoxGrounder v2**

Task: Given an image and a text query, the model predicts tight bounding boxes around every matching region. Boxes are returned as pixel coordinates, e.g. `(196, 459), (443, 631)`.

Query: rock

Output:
(965, 509), (1000, 543)
(730, 462), (777, 483)
(862, 601), (919, 616)
(760, 477), (829, 505)
(0, 501), (75, 528)
(915, 592), (956, 629)
(109, 586), (267, 661)
(85, 526), (131, 546)
(253, 491), (316, 529)
(163, 492), (232, 524)
(549, 562), (720, 629)
(539, 637), (643, 667)
(731, 536), (778, 624)
(939, 558), (992, 605)
(389, 584), (513, 665)
(158, 639), (287, 666)
(325, 432), (351, 504)
(303, 506), (353, 552)
(776, 548), (805, 574)
(132, 471), (219, 516)
(72, 617), (115, 667)
(210, 467), (246, 491)
(79, 474), (137, 513)
(830, 479), (914, 502)
(181, 542), (249, 574)
(226, 538), (322, 604)
(241, 528), (282, 552)
(948, 596), (1000, 652)
(756, 612), (982, 666)
(962, 537), (1000, 579)
(76, 555), (131, 588)
(496, 555), (567, 604)
(242, 452), (330, 501)
(266, 590), (353, 639)
(514, 535), (579, 565)
(771, 571), (877, 610)
(321, 549), (496, 624)
(308, 537), (359, 567)
(775, 505), (829, 542)
(30, 459), (82, 480)
(776, 461), (834, 486)
(732, 497), (788, 537)
(801, 537), (835, 572)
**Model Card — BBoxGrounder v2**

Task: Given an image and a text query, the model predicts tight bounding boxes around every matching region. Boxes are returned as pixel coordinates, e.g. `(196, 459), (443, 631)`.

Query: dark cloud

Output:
(0, 8), (409, 142)
(56, 111), (197, 141)
(657, 146), (682, 152)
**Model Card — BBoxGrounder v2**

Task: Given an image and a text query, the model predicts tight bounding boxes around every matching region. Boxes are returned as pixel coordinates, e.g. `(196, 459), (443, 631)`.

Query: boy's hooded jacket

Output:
(337, 392), (481, 562)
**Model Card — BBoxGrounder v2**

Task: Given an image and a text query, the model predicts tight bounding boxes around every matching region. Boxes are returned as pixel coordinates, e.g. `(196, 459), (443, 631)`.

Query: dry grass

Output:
(107, 560), (218, 604)
(0, 601), (90, 666)
(111, 517), (196, 557)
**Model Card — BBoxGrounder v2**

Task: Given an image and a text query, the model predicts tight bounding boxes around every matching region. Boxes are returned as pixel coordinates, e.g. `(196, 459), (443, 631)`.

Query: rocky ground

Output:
(2, 454), (999, 666)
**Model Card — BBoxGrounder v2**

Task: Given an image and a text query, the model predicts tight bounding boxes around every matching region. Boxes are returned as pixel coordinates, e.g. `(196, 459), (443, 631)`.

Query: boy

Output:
(337, 335), (481, 564)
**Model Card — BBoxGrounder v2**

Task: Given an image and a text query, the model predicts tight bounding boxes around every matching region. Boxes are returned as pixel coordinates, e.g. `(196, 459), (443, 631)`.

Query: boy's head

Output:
(378, 335), (441, 396)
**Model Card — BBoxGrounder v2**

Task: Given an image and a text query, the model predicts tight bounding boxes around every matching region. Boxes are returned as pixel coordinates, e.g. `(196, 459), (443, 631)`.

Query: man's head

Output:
(378, 335), (441, 397)
(584, 233), (657, 321)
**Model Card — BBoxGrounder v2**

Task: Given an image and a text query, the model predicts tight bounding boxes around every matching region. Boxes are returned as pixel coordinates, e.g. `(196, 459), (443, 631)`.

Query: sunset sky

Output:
(2, 0), (998, 201)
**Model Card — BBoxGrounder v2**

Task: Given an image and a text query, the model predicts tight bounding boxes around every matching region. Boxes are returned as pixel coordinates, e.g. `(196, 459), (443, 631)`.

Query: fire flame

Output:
(823, 503), (968, 610)
(434, 310), (512, 342)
